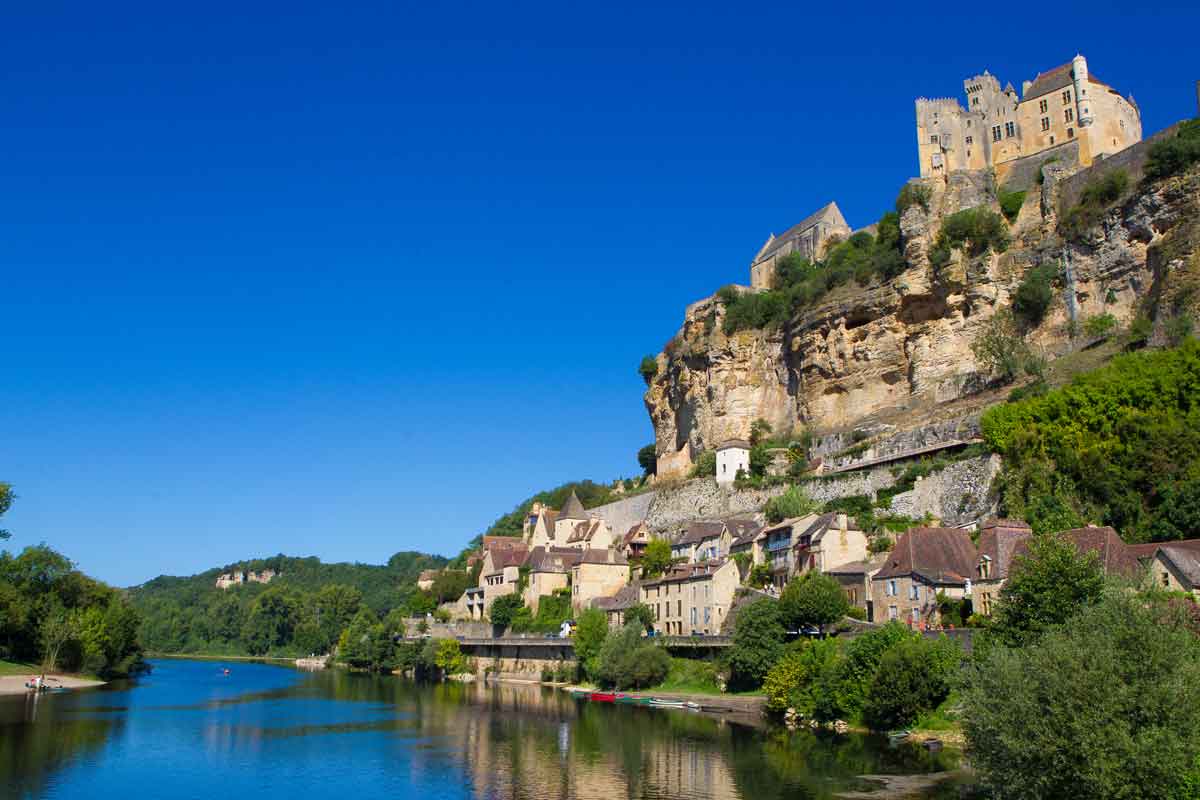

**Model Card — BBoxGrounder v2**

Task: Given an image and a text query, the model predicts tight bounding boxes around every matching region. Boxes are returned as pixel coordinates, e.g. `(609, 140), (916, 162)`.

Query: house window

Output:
(980, 592), (992, 615)
(979, 555), (992, 579)
(690, 608), (697, 626)
(965, 135), (973, 146)
(909, 583), (920, 600)
(1039, 99), (1048, 113)
(1041, 116), (1050, 132)
(1062, 90), (1071, 105)
(1067, 128), (1075, 139)
(1065, 108), (1074, 123)
(886, 580), (898, 596)
(1050, 135), (1055, 145)
(991, 125), (1002, 142)
(888, 605), (898, 620)
(1005, 121), (1015, 138)
(1163, 572), (1170, 588)
(704, 607), (711, 624)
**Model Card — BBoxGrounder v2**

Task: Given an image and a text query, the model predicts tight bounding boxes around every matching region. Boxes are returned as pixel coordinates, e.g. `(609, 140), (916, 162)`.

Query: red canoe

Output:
(589, 692), (618, 703)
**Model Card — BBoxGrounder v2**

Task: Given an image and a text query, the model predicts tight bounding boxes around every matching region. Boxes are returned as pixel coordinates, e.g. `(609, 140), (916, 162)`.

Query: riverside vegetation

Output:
(0, 485), (144, 678)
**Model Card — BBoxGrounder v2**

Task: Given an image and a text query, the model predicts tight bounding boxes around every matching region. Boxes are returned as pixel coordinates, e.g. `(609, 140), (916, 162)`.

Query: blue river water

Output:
(0, 659), (961, 799)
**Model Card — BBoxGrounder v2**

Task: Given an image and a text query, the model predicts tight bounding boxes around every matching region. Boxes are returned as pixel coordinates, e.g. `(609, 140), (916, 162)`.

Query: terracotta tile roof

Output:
(566, 518), (606, 544)
(526, 546), (583, 573)
(592, 582), (641, 611)
(482, 535), (525, 551)
(576, 548), (628, 566)
(1024, 62), (1109, 100)
(676, 521), (726, 546)
(1158, 544), (1200, 586)
(727, 518), (763, 547)
(621, 523), (650, 547)
(976, 518), (1032, 581)
(874, 527), (977, 585)
(717, 439), (751, 450)
(645, 558), (731, 585)
(1055, 526), (1140, 578)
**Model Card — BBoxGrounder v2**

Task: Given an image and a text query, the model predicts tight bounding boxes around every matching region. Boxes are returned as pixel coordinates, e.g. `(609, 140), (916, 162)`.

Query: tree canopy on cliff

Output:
(983, 339), (1200, 541)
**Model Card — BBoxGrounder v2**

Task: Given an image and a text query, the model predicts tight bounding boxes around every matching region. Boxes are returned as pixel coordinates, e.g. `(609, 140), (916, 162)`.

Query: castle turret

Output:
(1072, 54), (1094, 127)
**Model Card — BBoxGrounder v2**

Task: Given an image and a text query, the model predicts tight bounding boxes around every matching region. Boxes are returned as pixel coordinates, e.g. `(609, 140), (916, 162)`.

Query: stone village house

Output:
(871, 527), (977, 626)
(640, 559), (739, 636)
(570, 549), (630, 613)
(762, 512), (868, 589)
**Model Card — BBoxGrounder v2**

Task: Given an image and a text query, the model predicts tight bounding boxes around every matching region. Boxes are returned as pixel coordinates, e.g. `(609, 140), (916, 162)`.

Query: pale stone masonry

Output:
(915, 54), (1141, 180)
(640, 559), (739, 636)
(749, 202), (852, 289)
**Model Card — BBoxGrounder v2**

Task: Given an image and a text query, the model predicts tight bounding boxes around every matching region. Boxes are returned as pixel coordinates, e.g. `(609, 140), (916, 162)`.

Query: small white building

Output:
(715, 440), (751, 486)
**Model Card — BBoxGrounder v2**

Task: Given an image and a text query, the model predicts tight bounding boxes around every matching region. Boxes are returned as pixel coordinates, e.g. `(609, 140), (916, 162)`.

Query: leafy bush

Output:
(727, 598), (785, 689)
(964, 592), (1200, 800)
(764, 638), (841, 714)
(624, 603), (656, 633)
(1144, 118), (1200, 182)
(971, 309), (1037, 382)
(989, 535), (1106, 647)
(747, 563), (773, 589)
(595, 623), (670, 689)
(638, 355), (658, 382)
(928, 207), (1011, 270)
(982, 339), (1200, 540)
(997, 189), (1027, 223)
(763, 485), (817, 524)
(488, 594), (525, 629)
(779, 571), (850, 634)
(1011, 263), (1057, 326)
(1167, 313), (1194, 346)
(719, 211), (907, 334)
(895, 182), (932, 215)
(1125, 315), (1153, 349)
(814, 622), (917, 722)
(1059, 168), (1130, 243)
(637, 443), (657, 476)
(639, 538), (674, 579)
(433, 638), (470, 675)
(573, 608), (609, 680)
(863, 636), (960, 730)
(691, 450), (716, 478)
(1082, 312), (1118, 340)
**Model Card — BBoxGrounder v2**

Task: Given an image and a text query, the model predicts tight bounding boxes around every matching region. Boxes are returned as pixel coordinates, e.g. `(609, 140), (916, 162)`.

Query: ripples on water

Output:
(0, 659), (960, 799)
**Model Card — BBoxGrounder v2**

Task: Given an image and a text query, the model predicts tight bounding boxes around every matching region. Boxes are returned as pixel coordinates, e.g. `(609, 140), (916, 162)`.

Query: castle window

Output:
(1005, 121), (1015, 138)
(1050, 135), (1055, 144)
(1062, 90), (1071, 105)
(991, 125), (1002, 142)
(930, 135), (938, 144)
(1041, 116), (1050, 131)
(1065, 108), (1074, 123)
(965, 135), (973, 145)
(972, 97), (980, 107)
(1039, 99), (1048, 113)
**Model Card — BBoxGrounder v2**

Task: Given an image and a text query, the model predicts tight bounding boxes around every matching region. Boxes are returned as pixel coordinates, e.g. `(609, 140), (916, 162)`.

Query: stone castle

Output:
(915, 54), (1141, 180)
(215, 568), (276, 589)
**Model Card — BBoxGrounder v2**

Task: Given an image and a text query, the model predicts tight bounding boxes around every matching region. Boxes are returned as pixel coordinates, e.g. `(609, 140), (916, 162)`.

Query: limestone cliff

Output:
(646, 148), (1200, 475)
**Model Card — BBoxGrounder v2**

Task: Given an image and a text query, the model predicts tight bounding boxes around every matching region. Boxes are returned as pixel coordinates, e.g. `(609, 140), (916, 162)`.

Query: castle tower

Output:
(1072, 54), (1094, 127)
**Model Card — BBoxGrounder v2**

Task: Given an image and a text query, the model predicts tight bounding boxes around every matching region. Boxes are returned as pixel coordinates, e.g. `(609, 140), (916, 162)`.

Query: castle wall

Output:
(1059, 121), (1185, 209)
(995, 139), (1081, 191)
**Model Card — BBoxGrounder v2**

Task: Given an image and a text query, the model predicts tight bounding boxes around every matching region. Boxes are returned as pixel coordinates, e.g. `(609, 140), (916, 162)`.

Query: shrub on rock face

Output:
(928, 207), (1011, 271)
(1144, 118), (1200, 182)
(1011, 263), (1057, 326)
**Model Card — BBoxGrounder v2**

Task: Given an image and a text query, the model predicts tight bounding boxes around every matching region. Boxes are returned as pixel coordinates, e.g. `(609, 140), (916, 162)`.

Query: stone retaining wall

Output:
(886, 454), (1001, 526)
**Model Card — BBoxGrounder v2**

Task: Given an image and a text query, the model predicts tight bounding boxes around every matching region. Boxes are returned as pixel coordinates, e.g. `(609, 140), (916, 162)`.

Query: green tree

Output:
(488, 594), (525, 629)
(964, 592), (1200, 800)
(311, 584), (363, 652)
(814, 622), (917, 722)
(763, 638), (842, 714)
(638, 355), (658, 383)
(863, 636), (960, 730)
(429, 570), (470, 604)
(1011, 264), (1057, 326)
(691, 450), (717, 477)
(749, 418), (773, 445)
(763, 486), (817, 524)
(972, 308), (1035, 383)
(38, 606), (76, 671)
(433, 638), (469, 675)
(241, 588), (299, 656)
(573, 608), (609, 680)
(989, 534), (1107, 647)
(0, 482), (14, 540)
(624, 603), (655, 633)
(595, 623), (670, 689)
(639, 538), (674, 579)
(779, 571), (850, 635)
(637, 443), (658, 476)
(1083, 312), (1118, 340)
(727, 599), (784, 689)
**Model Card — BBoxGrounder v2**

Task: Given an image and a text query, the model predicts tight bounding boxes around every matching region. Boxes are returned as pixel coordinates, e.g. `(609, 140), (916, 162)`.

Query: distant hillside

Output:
(128, 551), (446, 656)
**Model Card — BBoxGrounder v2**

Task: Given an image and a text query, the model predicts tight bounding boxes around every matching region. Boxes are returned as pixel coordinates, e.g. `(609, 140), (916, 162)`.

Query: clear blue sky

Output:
(3, 1), (1197, 586)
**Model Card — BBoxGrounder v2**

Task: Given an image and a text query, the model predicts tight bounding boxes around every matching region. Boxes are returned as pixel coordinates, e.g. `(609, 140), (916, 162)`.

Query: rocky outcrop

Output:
(645, 157), (1200, 476)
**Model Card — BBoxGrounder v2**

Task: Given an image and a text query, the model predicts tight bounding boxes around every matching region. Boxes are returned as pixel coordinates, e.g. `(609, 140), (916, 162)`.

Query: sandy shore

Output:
(0, 674), (105, 696)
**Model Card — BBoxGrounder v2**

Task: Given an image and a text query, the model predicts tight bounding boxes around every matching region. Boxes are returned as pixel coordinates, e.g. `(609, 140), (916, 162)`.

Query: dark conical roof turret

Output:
(559, 490), (587, 521)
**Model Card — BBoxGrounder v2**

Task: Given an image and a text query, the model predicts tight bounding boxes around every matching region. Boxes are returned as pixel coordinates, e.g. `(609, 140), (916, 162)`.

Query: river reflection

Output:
(0, 660), (959, 800)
